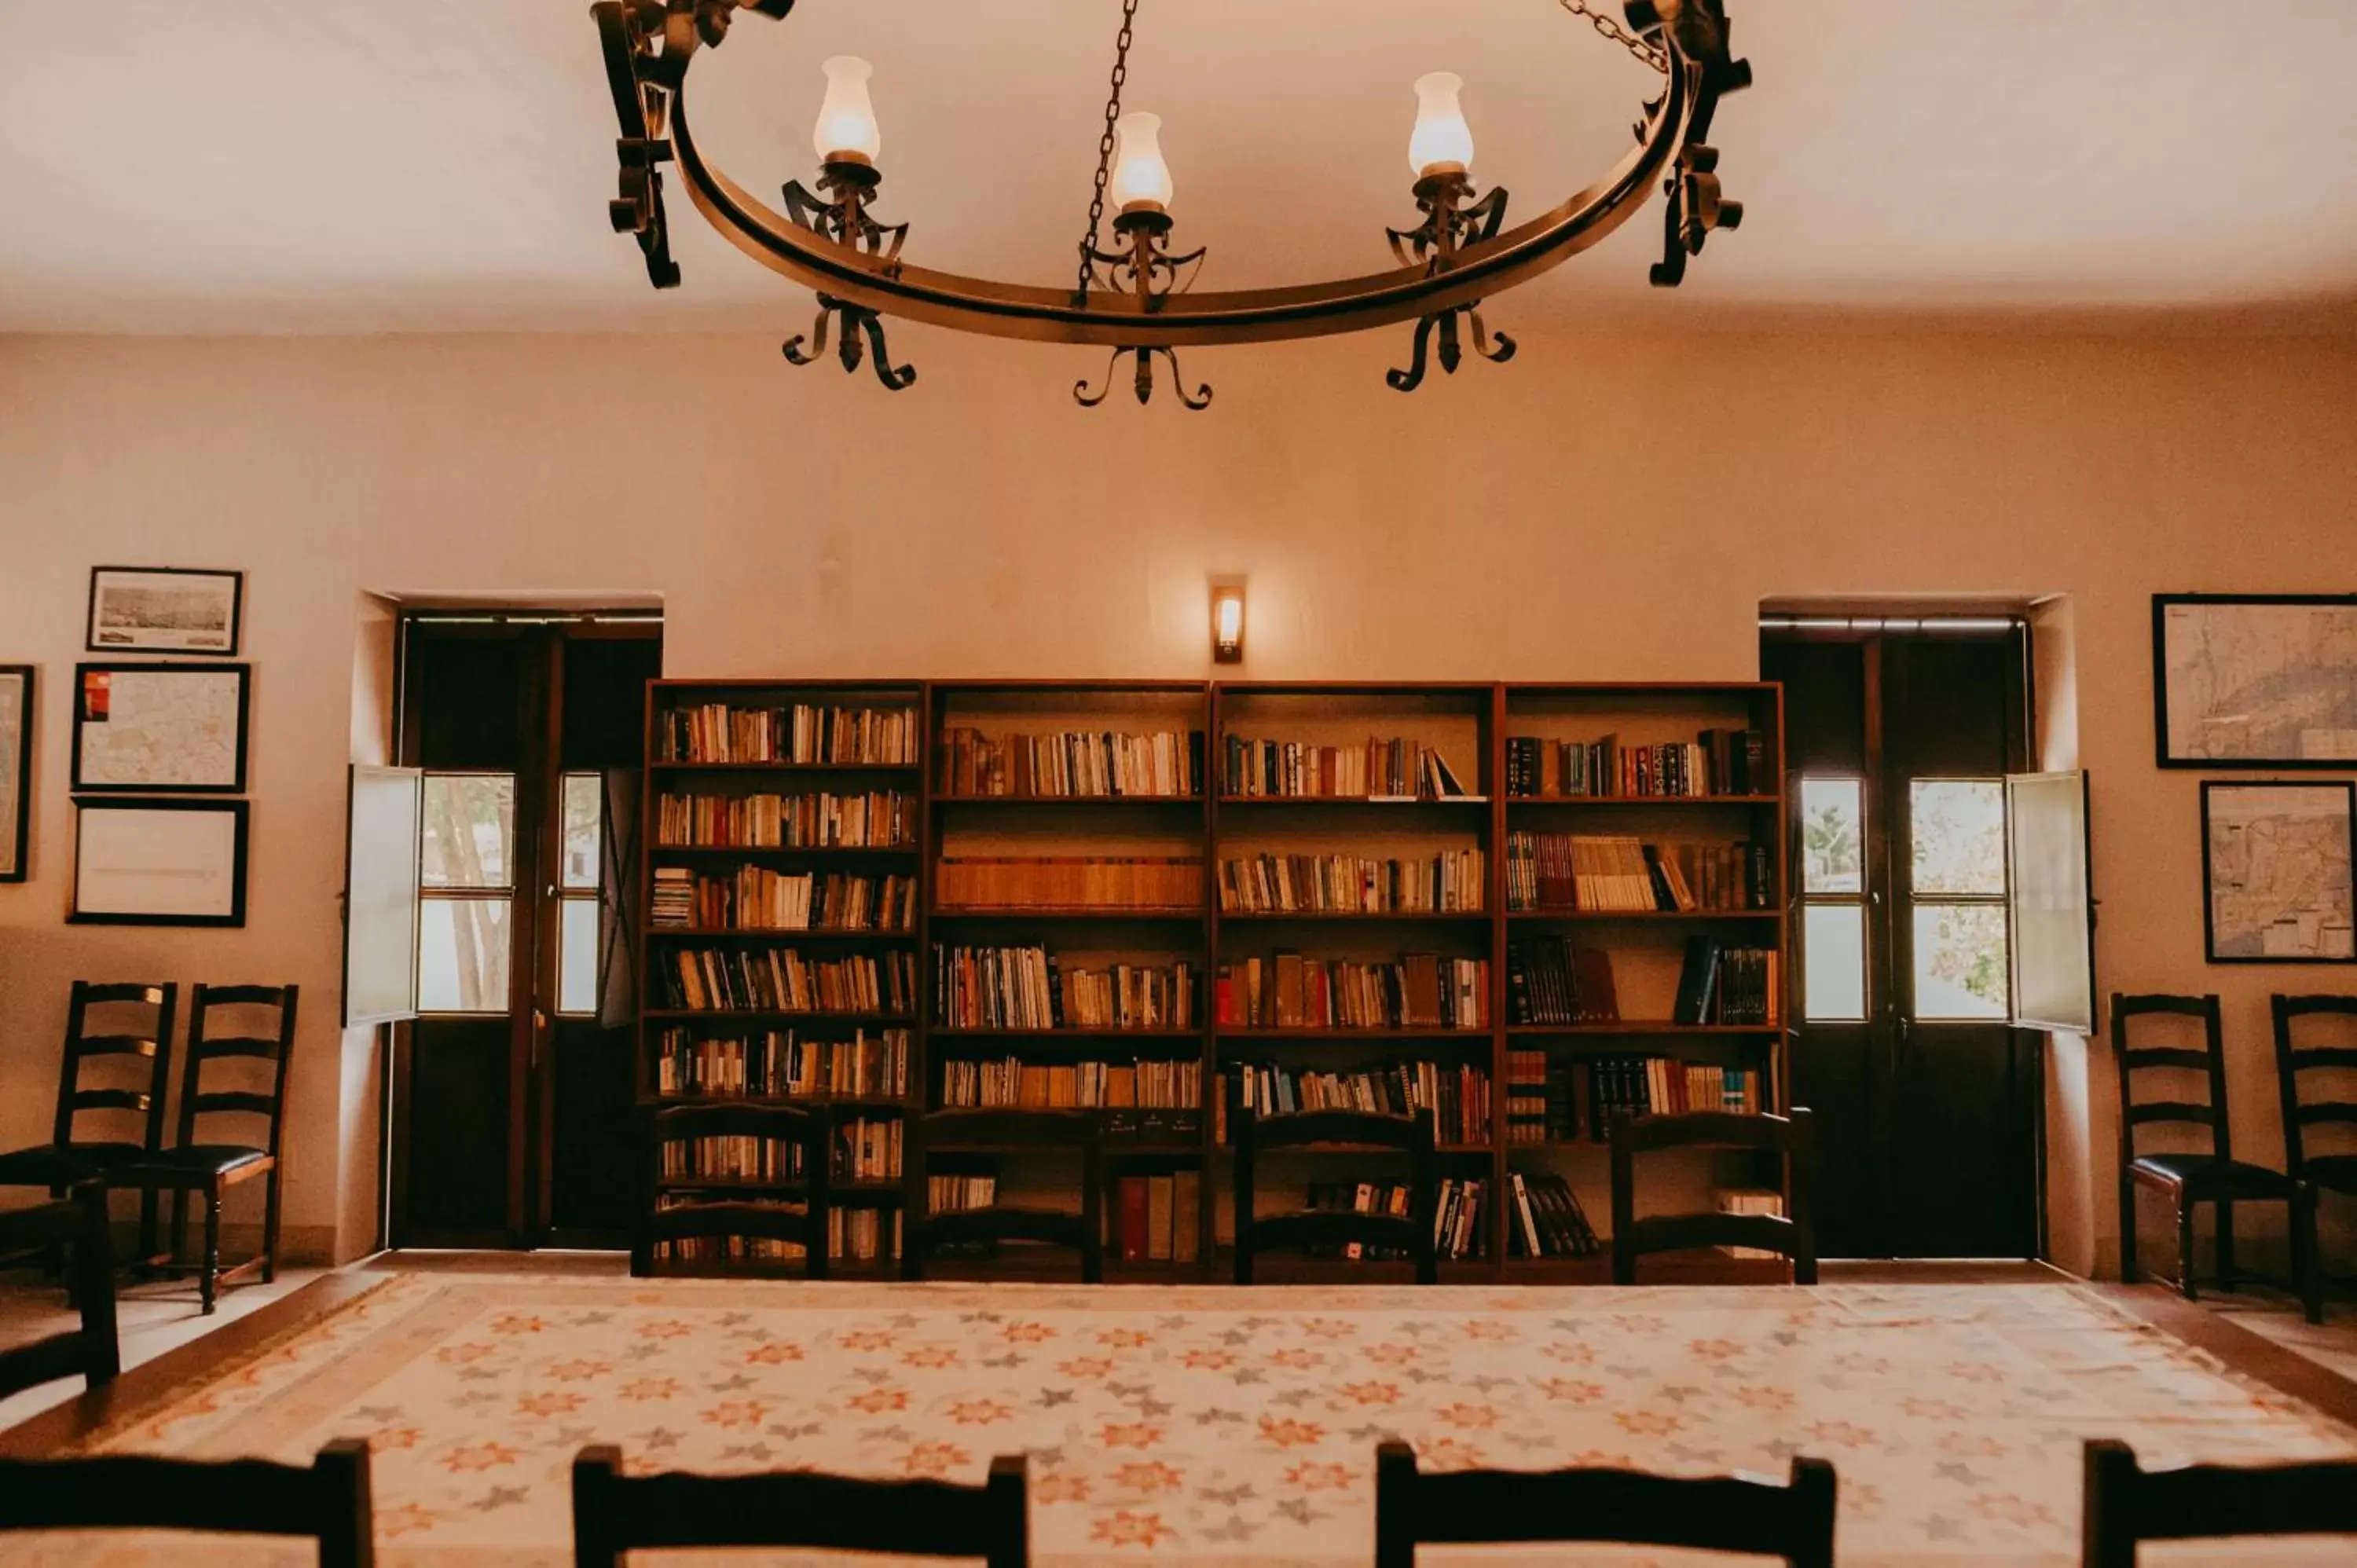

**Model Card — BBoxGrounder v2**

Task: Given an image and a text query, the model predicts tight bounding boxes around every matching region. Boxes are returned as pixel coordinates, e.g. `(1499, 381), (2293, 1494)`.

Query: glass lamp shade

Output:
(1109, 112), (1175, 212)
(813, 55), (882, 164)
(1408, 71), (1474, 179)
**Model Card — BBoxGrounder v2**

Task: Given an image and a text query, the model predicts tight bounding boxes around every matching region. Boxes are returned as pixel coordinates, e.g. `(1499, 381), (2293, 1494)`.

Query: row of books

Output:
(658, 704), (920, 766)
(1505, 1050), (1582, 1145)
(651, 868), (918, 932)
(1505, 938), (1622, 1025)
(1718, 1187), (1787, 1260)
(933, 947), (1197, 1031)
(835, 1116), (904, 1181)
(1215, 954), (1489, 1031)
(937, 727), (1204, 799)
(1506, 832), (1772, 913)
(654, 1027), (911, 1100)
(936, 855), (1203, 910)
(648, 1202), (900, 1265)
(653, 1117), (907, 1182)
(1299, 1179), (1487, 1262)
(658, 947), (918, 1015)
(1221, 737), (1473, 800)
(928, 1174), (996, 1213)
(1217, 850), (1486, 914)
(1222, 1061), (1490, 1145)
(654, 789), (915, 849)
(1114, 1172), (1204, 1264)
(1508, 1171), (1600, 1258)
(1503, 729), (1766, 798)
(1590, 1057), (1767, 1133)
(940, 1057), (1203, 1110)
(1673, 939), (1782, 1026)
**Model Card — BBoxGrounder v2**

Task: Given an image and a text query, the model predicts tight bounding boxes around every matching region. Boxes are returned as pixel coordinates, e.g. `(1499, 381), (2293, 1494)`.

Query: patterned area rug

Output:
(3, 1273), (2353, 1566)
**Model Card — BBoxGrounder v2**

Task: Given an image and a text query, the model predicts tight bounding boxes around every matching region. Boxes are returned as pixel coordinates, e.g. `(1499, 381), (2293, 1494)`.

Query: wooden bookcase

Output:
(637, 678), (1790, 1284)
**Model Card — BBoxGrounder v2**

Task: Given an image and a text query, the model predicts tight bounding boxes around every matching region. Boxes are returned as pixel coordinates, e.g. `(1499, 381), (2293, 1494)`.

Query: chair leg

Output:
(2295, 1184), (2323, 1325)
(2118, 1176), (2139, 1285)
(200, 1183), (222, 1315)
(137, 1187), (159, 1264)
(261, 1165), (283, 1285)
(2216, 1198), (2238, 1286)
(2176, 1194), (2198, 1302)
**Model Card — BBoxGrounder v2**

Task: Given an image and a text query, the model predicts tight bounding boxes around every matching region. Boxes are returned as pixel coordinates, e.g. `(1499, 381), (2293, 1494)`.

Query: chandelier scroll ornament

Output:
(592, 0), (1750, 405)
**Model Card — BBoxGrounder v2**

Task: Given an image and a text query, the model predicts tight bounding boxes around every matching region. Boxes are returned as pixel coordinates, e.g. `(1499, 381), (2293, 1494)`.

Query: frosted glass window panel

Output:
(1802, 779), (1864, 893)
(1912, 780), (2007, 896)
(419, 898), (512, 1013)
(559, 899), (599, 1016)
(421, 775), (515, 889)
(1804, 903), (1867, 1021)
(562, 773), (603, 892)
(1913, 903), (2009, 1020)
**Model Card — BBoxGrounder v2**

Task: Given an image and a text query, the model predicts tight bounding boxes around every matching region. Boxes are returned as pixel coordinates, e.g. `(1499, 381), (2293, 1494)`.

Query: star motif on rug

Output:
(1923, 1515), (1968, 1541)
(1934, 1462), (1985, 1486)
(1201, 1514), (1259, 1541)
(707, 1372), (756, 1391)
(471, 1486), (531, 1511)
(1198, 1482), (1255, 1505)
(1274, 1497), (1323, 1525)
(351, 1405), (401, 1423)
(1192, 1407), (1244, 1425)
(637, 1427), (684, 1450)
(1038, 1387), (1076, 1406)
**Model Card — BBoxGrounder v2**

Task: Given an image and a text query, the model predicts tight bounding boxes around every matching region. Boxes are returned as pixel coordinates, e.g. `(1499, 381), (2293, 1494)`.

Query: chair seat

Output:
(112, 1145), (272, 1185)
(0, 1142), (150, 1187)
(2304, 1152), (2357, 1194)
(2129, 1153), (2297, 1198)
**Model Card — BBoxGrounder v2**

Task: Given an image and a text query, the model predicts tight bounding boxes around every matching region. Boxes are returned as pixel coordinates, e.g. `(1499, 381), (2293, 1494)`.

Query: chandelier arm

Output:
(664, 51), (1697, 350)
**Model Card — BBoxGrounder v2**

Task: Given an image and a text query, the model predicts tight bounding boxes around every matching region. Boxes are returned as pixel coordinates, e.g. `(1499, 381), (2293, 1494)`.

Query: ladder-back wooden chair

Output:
(0, 1441), (373, 1568)
(2082, 1438), (2357, 1568)
(0, 981), (178, 1259)
(2272, 992), (2357, 1288)
(573, 1446), (1027, 1568)
(1610, 1108), (1816, 1284)
(1376, 1441), (1837, 1568)
(636, 1101), (830, 1277)
(1232, 1097), (1438, 1284)
(2112, 992), (2319, 1321)
(904, 1108), (1104, 1282)
(0, 1181), (119, 1400)
(112, 984), (299, 1313)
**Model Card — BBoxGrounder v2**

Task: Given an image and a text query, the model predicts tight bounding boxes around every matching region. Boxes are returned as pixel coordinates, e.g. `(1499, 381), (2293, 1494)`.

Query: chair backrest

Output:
(640, 1101), (830, 1277)
(1231, 1097), (1438, 1284)
(0, 1181), (119, 1398)
(0, 1440), (372, 1568)
(2271, 993), (2357, 1178)
(53, 981), (178, 1154)
(1376, 1441), (1836, 1568)
(1610, 1108), (1816, 1284)
(2111, 993), (2231, 1167)
(908, 1109), (1104, 1282)
(572, 1445), (1026, 1568)
(2082, 1438), (2357, 1568)
(174, 984), (300, 1158)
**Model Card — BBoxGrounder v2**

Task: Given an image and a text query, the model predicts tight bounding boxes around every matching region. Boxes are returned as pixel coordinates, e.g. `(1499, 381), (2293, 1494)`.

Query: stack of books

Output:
(937, 727), (1202, 797)
(936, 856), (1203, 910)
(659, 703), (919, 765)
(658, 947), (917, 1014)
(1113, 1172), (1203, 1264)
(828, 1207), (899, 1262)
(939, 1056), (1201, 1116)
(655, 1026), (910, 1099)
(1717, 1186), (1786, 1259)
(1503, 728), (1765, 797)
(1222, 737), (1473, 799)
(651, 869), (917, 931)
(1214, 953), (1488, 1030)
(832, 1116), (903, 1181)
(654, 789), (915, 848)
(1505, 939), (1622, 1025)
(1218, 849), (1485, 914)
(1673, 937), (1783, 1025)
(1223, 1061), (1489, 1144)
(1507, 1171), (1600, 1257)
(658, 1134), (805, 1185)
(933, 947), (1197, 1031)
(1589, 1056), (1765, 1134)
(1297, 1179), (1486, 1261)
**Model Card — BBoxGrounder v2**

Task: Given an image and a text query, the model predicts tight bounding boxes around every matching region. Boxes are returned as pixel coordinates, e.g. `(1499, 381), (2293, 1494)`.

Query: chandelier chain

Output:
(1557, 0), (1667, 72)
(1076, 0), (1142, 299)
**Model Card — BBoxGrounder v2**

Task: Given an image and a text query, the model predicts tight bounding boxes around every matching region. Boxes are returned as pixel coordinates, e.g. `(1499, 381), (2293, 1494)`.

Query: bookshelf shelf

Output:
(639, 677), (1787, 1285)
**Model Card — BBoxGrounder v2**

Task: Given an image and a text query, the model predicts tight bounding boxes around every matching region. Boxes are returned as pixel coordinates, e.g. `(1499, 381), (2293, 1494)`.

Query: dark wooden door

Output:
(390, 617), (659, 1249)
(1762, 624), (2038, 1259)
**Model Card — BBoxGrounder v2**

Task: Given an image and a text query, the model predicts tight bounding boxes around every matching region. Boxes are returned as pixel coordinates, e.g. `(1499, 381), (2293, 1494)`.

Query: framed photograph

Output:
(2154, 594), (2357, 768)
(86, 566), (244, 656)
(70, 797), (249, 927)
(0, 666), (30, 882)
(71, 661), (249, 794)
(2201, 782), (2355, 964)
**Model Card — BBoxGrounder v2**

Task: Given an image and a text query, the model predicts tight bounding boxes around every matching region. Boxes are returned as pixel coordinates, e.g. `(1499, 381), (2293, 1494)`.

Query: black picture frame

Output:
(2199, 781), (2357, 965)
(70, 661), (250, 794)
(86, 566), (245, 656)
(68, 797), (250, 928)
(2153, 593), (2357, 768)
(0, 665), (30, 883)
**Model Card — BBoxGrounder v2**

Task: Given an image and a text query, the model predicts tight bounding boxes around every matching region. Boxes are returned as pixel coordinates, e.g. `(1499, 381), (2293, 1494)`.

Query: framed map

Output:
(0, 666), (29, 881)
(71, 661), (249, 793)
(86, 566), (244, 654)
(2154, 594), (2357, 767)
(2201, 782), (2355, 964)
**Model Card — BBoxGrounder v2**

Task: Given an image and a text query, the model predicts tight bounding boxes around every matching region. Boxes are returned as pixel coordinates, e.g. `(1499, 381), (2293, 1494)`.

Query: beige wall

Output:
(1, 326), (2352, 1266)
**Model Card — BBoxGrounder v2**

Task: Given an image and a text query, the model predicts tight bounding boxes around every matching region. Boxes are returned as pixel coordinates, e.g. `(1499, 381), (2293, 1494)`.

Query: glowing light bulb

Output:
(812, 56), (881, 165)
(1409, 71), (1474, 180)
(1109, 112), (1175, 213)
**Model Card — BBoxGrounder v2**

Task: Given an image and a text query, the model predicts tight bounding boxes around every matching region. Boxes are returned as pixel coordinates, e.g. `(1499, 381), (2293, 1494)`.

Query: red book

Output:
(1118, 1176), (1149, 1263)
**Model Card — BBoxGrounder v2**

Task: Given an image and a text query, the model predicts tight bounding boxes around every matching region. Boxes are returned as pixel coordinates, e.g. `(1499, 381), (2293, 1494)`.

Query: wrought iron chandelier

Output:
(595, 0), (1750, 408)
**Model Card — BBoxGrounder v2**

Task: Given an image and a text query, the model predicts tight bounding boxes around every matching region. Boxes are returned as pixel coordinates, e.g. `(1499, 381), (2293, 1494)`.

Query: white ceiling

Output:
(6, 0), (2357, 334)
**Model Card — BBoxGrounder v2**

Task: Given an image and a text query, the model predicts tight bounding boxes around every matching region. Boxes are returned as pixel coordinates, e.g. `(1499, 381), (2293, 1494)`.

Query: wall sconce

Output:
(1209, 577), (1246, 664)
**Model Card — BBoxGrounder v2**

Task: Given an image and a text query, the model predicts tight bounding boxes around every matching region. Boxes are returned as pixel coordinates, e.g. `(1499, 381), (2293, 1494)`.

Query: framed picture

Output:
(71, 661), (249, 793)
(0, 666), (30, 882)
(2154, 594), (2357, 768)
(70, 797), (249, 927)
(2201, 782), (2355, 963)
(86, 566), (244, 656)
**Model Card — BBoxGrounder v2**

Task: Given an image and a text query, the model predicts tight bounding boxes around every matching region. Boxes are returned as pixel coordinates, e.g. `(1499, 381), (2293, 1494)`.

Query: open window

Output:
(343, 764), (423, 1026)
(2004, 770), (2095, 1035)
